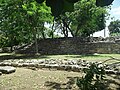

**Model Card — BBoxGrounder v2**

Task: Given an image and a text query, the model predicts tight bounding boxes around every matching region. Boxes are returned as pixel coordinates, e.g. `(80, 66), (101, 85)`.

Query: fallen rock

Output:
(0, 66), (16, 74)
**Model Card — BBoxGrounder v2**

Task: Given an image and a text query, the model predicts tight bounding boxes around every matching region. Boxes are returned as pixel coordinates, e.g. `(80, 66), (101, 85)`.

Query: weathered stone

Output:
(64, 65), (72, 71)
(0, 66), (16, 74)
(98, 64), (104, 68)
(49, 64), (59, 69)
(18, 59), (24, 63)
(81, 63), (87, 67)
(17, 63), (23, 67)
(2, 62), (11, 66)
(22, 63), (30, 67)
(11, 62), (19, 67)
(71, 65), (81, 72)
(0, 62), (4, 66)
(0, 58), (119, 75)
(44, 64), (51, 68)
(49, 61), (57, 64)
(57, 65), (66, 70)
(0, 71), (2, 75)
(38, 60), (44, 64)
(105, 66), (111, 70)
(116, 71), (120, 75)
(105, 70), (116, 74)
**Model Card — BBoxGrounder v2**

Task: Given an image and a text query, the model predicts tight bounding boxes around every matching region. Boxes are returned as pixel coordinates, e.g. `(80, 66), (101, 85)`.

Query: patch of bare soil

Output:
(0, 68), (81, 90)
(0, 68), (120, 90)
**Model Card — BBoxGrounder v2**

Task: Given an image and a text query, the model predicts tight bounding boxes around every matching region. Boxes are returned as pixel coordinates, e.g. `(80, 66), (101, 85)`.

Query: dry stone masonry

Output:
(0, 59), (120, 75)
(16, 37), (120, 55)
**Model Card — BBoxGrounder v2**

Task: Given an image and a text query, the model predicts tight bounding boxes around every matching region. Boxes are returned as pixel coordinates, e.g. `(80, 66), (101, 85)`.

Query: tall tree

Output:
(0, 0), (53, 52)
(108, 20), (120, 37)
(54, 0), (108, 37)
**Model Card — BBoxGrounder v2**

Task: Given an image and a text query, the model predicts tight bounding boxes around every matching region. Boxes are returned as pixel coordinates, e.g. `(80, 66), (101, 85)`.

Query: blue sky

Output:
(109, 0), (120, 22)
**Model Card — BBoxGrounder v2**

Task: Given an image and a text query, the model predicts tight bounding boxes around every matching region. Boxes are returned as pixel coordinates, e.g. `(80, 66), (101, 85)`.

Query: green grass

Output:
(0, 53), (120, 90)
(38, 54), (120, 63)
(0, 53), (120, 63)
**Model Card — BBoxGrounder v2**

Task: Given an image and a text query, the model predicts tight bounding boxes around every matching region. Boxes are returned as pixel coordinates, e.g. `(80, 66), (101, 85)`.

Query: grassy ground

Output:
(0, 53), (120, 63)
(0, 53), (120, 90)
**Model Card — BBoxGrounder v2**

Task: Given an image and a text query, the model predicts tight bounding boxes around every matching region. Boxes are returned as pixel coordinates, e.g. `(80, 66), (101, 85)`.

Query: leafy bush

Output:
(76, 63), (106, 90)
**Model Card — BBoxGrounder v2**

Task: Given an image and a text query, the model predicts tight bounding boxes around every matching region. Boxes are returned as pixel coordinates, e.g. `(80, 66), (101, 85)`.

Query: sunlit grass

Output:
(0, 53), (119, 63)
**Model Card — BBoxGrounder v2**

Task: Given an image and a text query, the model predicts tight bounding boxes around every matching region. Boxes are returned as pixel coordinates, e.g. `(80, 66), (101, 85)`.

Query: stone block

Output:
(116, 71), (120, 75)
(0, 66), (16, 74)
(105, 70), (116, 74)
(0, 71), (2, 75)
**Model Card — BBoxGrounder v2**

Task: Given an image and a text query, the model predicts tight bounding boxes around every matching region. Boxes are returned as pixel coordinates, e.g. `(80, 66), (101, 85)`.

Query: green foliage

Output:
(108, 20), (120, 37)
(35, 0), (79, 17)
(96, 0), (114, 7)
(35, 0), (114, 17)
(71, 0), (107, 37)
(0, 0), (53, 48)
(54, 0), (108, 37)
(76, 63), (105, 90)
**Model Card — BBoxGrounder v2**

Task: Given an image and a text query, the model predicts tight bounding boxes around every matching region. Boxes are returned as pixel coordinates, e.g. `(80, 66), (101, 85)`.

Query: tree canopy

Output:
(35, 0), (114, 17)
(0, 0), (114, 50)
(54, 0), (108, 37)
(108, 20), (120, 37)
(0, 0), (53, 49)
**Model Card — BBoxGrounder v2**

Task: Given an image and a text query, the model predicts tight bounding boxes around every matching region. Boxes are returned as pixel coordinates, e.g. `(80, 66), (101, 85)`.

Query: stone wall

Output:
(17, 37), (120, 54)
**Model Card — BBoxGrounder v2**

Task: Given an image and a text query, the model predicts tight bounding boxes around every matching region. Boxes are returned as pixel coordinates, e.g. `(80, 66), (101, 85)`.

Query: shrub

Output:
(76, 63), (106, 90)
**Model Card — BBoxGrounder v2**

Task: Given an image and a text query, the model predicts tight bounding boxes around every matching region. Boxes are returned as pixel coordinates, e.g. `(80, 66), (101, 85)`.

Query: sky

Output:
(93, 0), (120, 37)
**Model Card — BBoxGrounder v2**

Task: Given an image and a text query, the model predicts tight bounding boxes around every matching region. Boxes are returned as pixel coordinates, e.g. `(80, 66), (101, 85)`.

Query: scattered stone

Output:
(105, 70), (116, 74)
(49, 64), (59, 69)
(0, 71), (2, 75)
(23, 63), (30, 67)
(0, 66), (16, 74)
(81, 63), (87, 67)
(116, 71), (120, 75)
(17, 63), (23, 67)
(0, 59), (119, 75)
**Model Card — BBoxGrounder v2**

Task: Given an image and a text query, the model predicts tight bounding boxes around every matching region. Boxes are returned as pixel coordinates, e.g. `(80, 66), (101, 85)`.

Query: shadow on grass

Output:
(44, 76), (120, 90)
(108, 74), (120, 80)
(105, 79), (120, 90)
(0, 54), (49, 62)
(44, 77), (78, 90)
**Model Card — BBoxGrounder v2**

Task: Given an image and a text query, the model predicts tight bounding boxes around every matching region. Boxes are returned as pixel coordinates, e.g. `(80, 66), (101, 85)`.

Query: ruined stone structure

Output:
(17, 37), (120, 54)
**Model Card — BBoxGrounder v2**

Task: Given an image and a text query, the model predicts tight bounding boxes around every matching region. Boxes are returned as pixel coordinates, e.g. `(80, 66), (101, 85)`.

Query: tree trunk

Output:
(33, 28), (39, 54)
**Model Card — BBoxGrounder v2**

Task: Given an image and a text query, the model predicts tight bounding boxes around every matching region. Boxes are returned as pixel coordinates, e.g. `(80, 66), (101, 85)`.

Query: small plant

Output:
(76, 63), (106, 90)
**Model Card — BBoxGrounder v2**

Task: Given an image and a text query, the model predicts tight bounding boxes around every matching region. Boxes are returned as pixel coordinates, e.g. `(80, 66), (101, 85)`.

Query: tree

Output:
(35, 0), (114, 17)
(108, 20), (120, 37)
(0, 0), (53, 52)
(54, 0), (108, 37)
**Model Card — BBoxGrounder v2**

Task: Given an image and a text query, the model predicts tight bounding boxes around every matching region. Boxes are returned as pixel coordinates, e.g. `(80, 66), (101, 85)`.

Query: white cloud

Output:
(110, 6), (120, 19)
